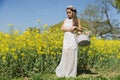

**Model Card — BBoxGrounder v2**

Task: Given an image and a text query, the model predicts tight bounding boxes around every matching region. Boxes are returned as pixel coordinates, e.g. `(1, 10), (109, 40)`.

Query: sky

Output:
(0, 0), (119, 32)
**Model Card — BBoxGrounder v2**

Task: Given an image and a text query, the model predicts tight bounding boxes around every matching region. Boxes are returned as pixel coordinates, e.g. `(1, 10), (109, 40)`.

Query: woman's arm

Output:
(78, 19), (82, 29)
(75, 19), (82, 31)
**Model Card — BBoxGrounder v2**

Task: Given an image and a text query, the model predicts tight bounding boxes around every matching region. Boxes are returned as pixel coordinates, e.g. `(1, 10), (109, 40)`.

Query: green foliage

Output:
(0, 23), (120, 79)
(113, 0), (120, 12)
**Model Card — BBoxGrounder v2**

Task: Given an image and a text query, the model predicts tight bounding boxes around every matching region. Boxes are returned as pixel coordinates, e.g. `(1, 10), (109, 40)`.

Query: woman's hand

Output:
(85, 31), (90, 35)
(75, 27), (82, 31)
(69, 26), (76, 32)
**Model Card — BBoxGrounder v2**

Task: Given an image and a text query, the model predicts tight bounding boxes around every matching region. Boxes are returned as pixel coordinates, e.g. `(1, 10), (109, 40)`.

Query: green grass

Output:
(11, 74), (120, 80)
(30, 73), (120, 80)
(25, 69), (120, 80)
(9, 68), (120, 80)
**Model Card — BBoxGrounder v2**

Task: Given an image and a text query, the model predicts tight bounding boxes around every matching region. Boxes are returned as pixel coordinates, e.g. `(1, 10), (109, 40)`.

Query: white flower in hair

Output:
(67, 5), (76, 10)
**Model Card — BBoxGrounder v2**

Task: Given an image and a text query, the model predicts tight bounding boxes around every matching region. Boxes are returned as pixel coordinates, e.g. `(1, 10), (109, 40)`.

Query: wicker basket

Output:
(76, 34), (90, 46)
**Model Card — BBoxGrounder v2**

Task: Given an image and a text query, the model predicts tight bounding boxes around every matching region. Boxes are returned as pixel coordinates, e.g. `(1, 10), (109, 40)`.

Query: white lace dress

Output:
(55, 18), (78, 77)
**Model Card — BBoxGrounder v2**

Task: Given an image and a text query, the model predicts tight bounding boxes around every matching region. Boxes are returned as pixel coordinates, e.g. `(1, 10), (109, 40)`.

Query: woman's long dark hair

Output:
(66, 7), (78, 27)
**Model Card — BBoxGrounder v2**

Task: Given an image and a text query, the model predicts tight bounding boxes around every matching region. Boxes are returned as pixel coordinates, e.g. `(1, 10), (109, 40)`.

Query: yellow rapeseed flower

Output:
(21, 53), (25, 57)
(2, 56), (6, 62)
(14, 55), (18, 60)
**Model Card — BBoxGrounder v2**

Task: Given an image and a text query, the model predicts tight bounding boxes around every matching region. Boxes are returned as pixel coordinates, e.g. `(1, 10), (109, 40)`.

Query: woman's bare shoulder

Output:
(63, 18), (68, 23)
(64, 18), (68, 21)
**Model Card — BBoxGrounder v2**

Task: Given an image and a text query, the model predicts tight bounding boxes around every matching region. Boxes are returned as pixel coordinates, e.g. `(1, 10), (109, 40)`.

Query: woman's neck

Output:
(68, 17), (72, 19)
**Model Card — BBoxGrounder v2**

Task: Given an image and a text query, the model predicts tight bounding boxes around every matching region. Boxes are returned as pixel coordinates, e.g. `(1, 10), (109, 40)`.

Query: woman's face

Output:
(66, 9), (73, 19)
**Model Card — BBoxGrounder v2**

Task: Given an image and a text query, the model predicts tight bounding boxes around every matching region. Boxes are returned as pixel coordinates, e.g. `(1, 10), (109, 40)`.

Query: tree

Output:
(80, 4), (110, 38)
(113, 0), (120, 13)
(104, 0), (120, 13)
(80, 0), (120, 39)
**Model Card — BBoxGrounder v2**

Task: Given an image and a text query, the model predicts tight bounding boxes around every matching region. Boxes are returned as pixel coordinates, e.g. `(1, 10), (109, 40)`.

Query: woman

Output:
(55, 5), (82, 77)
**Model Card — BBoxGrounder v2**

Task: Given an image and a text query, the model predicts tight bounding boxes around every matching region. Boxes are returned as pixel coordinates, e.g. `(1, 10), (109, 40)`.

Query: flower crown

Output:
(66, 5), (76, 10)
